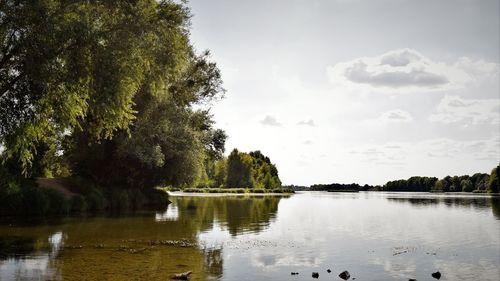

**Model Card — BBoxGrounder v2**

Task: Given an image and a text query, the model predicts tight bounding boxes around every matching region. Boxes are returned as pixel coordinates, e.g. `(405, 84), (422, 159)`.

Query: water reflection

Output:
(155, 202), (179, 221)
(0, 192), (498, 281)
(386, 194), (500, 219)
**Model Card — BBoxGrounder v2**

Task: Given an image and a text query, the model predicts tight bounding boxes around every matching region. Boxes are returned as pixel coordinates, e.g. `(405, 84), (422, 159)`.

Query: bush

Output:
(108, 189), (131, 212)
(44, 188), (69, 215)
(22, 185), (51, 216)
(70, 195), (88, 213)
(183, 187), (204, 193)
(128, 189), (147, 209)
(145, 188), (170, 207)
(0, 182), (23, 216)
(85, 188), (108, 212)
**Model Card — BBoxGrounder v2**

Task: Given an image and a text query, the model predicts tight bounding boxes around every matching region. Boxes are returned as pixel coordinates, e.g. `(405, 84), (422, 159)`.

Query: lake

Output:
(1, 192), (499, 281)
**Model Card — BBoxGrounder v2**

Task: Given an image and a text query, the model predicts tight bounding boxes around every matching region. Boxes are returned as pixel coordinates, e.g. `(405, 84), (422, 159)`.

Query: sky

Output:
(188, 0), (500, 186)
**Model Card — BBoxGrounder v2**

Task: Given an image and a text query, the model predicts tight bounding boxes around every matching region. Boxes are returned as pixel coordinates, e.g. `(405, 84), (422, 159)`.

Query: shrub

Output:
(85, 188), (108, 212)
(108, 189), (131, 212)
(0, 182), (23, 216)
(128, 189), (147, 209)
(22, 186), (50, 216)
(145, 188), (170, 207)
(44, 189), (69, 215)
(70, 195), (88, 213)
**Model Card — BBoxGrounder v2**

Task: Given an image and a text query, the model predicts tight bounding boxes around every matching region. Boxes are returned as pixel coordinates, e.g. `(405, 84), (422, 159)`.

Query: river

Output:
(1, 192), (499, 280)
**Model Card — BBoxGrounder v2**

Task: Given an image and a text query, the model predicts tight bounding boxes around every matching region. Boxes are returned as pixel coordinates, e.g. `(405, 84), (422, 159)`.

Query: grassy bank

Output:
(161, 187), (294, 194)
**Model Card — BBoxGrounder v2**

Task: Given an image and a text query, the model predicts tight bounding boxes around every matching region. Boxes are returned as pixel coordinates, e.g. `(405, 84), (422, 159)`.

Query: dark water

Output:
(0, 192), (499, 281)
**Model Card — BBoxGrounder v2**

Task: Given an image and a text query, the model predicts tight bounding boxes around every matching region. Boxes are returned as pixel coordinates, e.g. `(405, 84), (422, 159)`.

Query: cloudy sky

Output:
(188, 0), (500, 186)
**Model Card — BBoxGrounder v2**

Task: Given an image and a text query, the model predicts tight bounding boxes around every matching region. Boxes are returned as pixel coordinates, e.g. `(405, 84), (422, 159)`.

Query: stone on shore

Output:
(339, 270), (351, 280)
(171, 271), (192, 280)
(431, 271), (441, 279)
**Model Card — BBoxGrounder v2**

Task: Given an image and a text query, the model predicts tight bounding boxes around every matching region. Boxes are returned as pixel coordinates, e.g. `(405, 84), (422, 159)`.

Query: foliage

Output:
(1, 0), (226, 191)
(207, 149), (282, 190)
(226, 149), (254, 188)
(69, 195), (87, 213)
(461, 179), (474, 192)
(487, 165), (499, 193)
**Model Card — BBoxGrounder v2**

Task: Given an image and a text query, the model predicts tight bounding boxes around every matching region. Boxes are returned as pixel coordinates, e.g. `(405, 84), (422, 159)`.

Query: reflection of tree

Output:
(0, 195), (287, 280)
(490, 197), (500, 220)
(203, 247), (223, 278)
(0, 236), (37, 259)
(386, 196), (496, 211)
(175, 195), (287, 236)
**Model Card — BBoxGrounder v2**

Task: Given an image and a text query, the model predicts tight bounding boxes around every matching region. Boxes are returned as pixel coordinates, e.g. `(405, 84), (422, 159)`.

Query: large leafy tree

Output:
(1, 0), (226, 188)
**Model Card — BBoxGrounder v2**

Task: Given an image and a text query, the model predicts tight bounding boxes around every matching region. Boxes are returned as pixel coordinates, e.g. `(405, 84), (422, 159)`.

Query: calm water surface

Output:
(0, 192), (499, 281)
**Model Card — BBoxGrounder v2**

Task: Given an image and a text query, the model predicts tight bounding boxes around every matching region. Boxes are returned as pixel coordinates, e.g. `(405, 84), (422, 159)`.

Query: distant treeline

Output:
(307, 164), (499, 193)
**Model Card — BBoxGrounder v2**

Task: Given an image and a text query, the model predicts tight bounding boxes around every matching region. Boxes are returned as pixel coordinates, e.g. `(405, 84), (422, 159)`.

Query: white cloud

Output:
(260, 115), (282, 127)
(327, 49), (497, 93)
(351, 137), (500, 167)
(378, 109), (414, 123)
(297, 119), (315, 126)
(453, 57), (500, 78)
(429, 95), (500, 125)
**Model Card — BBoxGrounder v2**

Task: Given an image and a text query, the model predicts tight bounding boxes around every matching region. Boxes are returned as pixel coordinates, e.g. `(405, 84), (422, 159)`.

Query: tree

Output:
(226, 149), (253, 188)
(1, 1), (226, 188)
(432, 179), (446, 192)
(461, 179), (473, 192)
(1, 0), (210, 177)
(487, 165), (499, 193)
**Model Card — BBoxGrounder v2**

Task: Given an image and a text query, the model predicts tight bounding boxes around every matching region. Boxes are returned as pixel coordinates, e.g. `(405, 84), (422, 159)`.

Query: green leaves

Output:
(1, 0), (226, 182)
(224, 149), (282, 189)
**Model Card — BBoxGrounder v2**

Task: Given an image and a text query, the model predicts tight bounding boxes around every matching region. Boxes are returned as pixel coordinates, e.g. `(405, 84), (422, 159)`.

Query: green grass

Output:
(164, 187), (294, 194)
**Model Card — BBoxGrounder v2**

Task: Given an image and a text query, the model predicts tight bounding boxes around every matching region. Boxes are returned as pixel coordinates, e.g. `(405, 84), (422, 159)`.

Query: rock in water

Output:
(409, 279), (417, 281)
(431, 271), (441, 279)
(312, 272), (319, 278)
(339, 270), (351, 280)
(171, 271), (192, 280)
(327, 269), (331, 273)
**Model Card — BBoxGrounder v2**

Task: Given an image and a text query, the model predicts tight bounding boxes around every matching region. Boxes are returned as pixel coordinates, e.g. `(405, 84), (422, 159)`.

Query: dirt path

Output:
(36, 178), (77, 199)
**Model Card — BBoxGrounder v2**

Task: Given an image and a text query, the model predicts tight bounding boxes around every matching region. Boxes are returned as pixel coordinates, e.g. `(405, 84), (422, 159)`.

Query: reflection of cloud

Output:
(433, 259), (500, 281)
(48, 232), (63, 255)
(260, 115), (282, 127)
(0, 232), (62, 281)
(155, 203), (179, 221)
(250, 250), (325, 271)
(327, 49), (498, 93)
(429, 95), (500, 125)
(369, 257), (417, 279)
(297, 119), (315, 127)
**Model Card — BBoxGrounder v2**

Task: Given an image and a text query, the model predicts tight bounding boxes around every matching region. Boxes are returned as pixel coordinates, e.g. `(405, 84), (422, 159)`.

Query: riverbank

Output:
(0, 178), (170, 217)
(161, 187), (294, 194)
